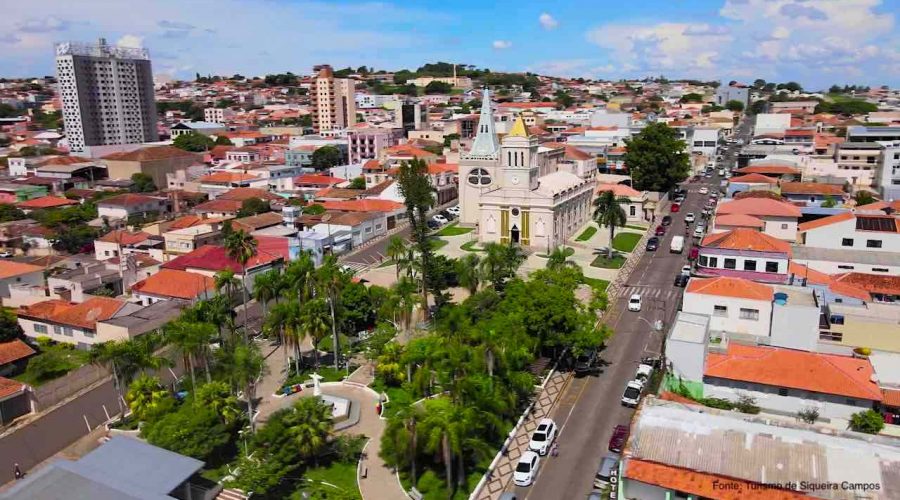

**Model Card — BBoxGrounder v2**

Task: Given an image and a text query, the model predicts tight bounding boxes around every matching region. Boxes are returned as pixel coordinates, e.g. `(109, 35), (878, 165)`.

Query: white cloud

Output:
(539, 13), (559, 30)
(116, 34), (144, 48)
(492, 40), (512, 49)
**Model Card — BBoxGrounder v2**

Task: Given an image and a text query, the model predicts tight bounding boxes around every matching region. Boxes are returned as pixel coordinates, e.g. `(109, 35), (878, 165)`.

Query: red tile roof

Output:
(686, 276), (774, 301)
(701, 228), (792, 255)
(779, 182), (844, 196)
(797, 212), (854, 232)
(16, 196), (79, 209)
(0, 339), (35, 366)
(716, 197), (802, 218)
(544, 142), (593, 161)
(832, 272), (900, 297)
(19, 297), (127, 330)
(218, 187), (281, 202)
(856, 200), (900, 212)
(198, 172), (259, 184)
(97, 230), (152, 245)
(383, 144), (436, 158)
(96, 193), (164, 208)
(728, 173), (778, 184)
(713, 214), (764, 229)
(0, 261), (44, 279)
(0, 377), (26, 399)
(624, 459), (812, 500)
(597, 183), (641, 198)
(320, 199), (404, 213)
(293, 174), (346, 186)
(103, 145), (198, 162)
(163, 244), (282, 274)
(706, 343), (882, 401)
(194, 198), (242, 214)
(735, 165), (801, 176)
(131, 269), (216, 300)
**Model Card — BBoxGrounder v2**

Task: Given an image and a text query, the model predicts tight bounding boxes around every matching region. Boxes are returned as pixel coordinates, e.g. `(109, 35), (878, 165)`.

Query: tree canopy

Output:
(311, 145), (343, 171)
(622, 123), (691, 192)
(725, 100), (745, 112)
(173, 132), (215, 152)
(424, 81), (452, 94)
(236, 197), (271, 218)
(130, 173), (157, 193)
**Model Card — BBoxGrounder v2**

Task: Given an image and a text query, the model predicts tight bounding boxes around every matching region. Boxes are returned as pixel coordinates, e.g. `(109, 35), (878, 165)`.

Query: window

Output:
(781, 223), (788, 230)
(837, 265), (855, 270)
(820, 330), (843, 342)
(713, 305), (728, 316)
(830, 314), (845, 325)
(629, 205), (636, 216)
(53, 325), (62, 334)
(708, 257), (718, 267)
(34, 324), (48, 334)
(867, 240), (883, 248)
(778, 388), (789, 396)
(743, 260), (757, 271)
(467, 168), (492, 186)
(723, 258), (736, 270)
(740, 308), (760, 320)
(873, 267), (889, 273)
(699, 255), (708, 267)
(765, 261), (779, 273)
(841, 238), (854, 247)
(83, 330), (95, 338)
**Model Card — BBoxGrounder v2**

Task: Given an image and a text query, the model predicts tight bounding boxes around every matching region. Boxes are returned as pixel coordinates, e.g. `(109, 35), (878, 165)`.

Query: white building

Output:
(690, 128), (719, 158)
(753, 113), (792, 135)
(875, 140), (900, 200)
(312, 65), (357, 136)
(55, 39), (159, 153)
(169, 121), (226, 138)
(204, 107), (235, 124)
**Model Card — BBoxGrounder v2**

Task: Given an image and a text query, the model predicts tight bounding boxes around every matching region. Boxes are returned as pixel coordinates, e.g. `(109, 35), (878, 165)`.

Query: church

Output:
(459, 89), (595, 251)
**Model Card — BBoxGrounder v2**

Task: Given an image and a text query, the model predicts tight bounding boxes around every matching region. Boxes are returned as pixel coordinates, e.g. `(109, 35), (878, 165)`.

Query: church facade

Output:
(459, 90), (595, 251)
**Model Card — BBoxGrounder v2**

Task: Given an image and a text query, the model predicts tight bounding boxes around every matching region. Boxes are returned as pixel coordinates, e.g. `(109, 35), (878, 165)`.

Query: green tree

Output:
(130, 173), (157, 193)
(0, 309), (23, 342)
(172, 132), (214, 152)
(443, 133), (460, 148)
(854, 191), (876, 206)
(348, 176), (367, 189)
(315, 256), (347, 369)
(303, 203), (326, 215)
(310, 145), (343, 171)
(89, 335), (170, 414)
(194, 381), (243, 426)
(555, 91), (574, 109)
(236, 197), (271, 218)
(546, 246), (578, 271)
(396, 158), (436, 308)
(221, 342), (265, 432)
(299, 298), (331, 368)
(125, 374), (175, 422)
(143, 405), (231, 460)
(725, 100), (745, 112)
(386, 235), (408, 280)
(252, 269), (283, 334)
(224, 228), (258, 336)
(456, 253), (482, 296)
(593, 190), (629, 259)
(752, 79), (767, 89)
(284, 396), (333, 462)
(680, 93), (704, 103)
(164, 320), (216, 389)
(214, 135), (234, 146)
(424, 81), (453, 94)
(849, 409), (884, 434)
(480, 243), (524, 290)
(622, 122), (690, 192)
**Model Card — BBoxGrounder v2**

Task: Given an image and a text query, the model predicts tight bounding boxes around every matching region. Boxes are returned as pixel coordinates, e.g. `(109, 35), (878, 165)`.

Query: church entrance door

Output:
(510, 224), (520, 244)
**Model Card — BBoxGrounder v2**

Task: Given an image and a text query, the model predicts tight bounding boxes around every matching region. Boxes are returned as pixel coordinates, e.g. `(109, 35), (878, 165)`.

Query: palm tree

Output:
(195, 381), (242, 427)
(125, 374), (173, 422)
(546, 246), (578, 271)
(392, 276), (419, 332)
(225, 342), (265, 432)
(592, 190), (629, 259)
(252, 269), (283, 333)
(391, 403), (421, 486)
(214, 269), (239, 301)
(299, 298), (331, 368)
(481, 243), (524, 290)
(315, 255), (345, 370)
(164, 320), (216, 388)
(89, 335), (169, 415)
(386, 235), (407, 279)
(421, 398), (457, 496)
(268, 299), (302, 373)
(224, 228), (258, 335)
(456, 253), (482, 296)
(284, 397), (333, 464)
(283, 253), (316, 303)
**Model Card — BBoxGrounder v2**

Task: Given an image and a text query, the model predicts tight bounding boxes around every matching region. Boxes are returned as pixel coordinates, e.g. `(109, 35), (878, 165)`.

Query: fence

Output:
(31, 364), (110, 412)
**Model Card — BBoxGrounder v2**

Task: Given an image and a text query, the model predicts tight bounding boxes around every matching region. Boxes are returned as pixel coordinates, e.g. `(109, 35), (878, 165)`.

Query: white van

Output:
(670, 235), (684, 253)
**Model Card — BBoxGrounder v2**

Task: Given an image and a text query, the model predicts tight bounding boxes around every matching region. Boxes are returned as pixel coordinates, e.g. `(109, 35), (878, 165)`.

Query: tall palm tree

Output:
(385, 235), (407, 279)
(299, 297), (331, 368)
(456, 253), (482, 296)
(225, 342), (265, 432)
(125, 374), (172, 422)
(592, 190), (629, 259)
(164, 320), (216, 388)
(392, 276), (419, 332)
(252, 269), (282, 333)
(224, 228), (258, 335)
(268, 299), (302, 373)
(283, 252), (316, 303)
(214, 269), (239, 301)
(391, 403), (421, 486)
(89, 335), (169, 415)
(315, 255), (345, 370)
(546, 246), (578, 271)
(481, 243), (524, 290)
(421, 398), (457, 496)
(284, 397), (333, 464)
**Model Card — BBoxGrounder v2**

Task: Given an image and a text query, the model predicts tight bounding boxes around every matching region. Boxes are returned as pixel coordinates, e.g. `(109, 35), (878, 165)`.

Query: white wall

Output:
(0, 271), (44, 300)
(793, 257), (900, 276)
(802, 217), (900, 252)
(770, 302), (819, 351)
(665, 337), (706, 383)
(682, 293), (772, 337)
(703, 379), (874, 420)
(18, 317), (98, 347)
(760, 216), (798, 241)
(754, 113), (791, 135)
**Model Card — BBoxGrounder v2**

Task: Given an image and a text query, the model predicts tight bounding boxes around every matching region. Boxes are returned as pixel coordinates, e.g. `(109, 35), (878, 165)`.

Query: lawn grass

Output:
(580, 276), (610, 290)
(296, 461), (362, 499)
(590, 254), (626, 269)
(429, 238), (449, 251)
(13, 342), (91, 386)
(435, 223), (473, 237)
(576, 226), (597, 241)
(537, 247), (574, 258)
(460, 240), (485, 252)
(284, 365), (349, 387)
(612, 232), (642, 253)
(625, 224), (648, 231)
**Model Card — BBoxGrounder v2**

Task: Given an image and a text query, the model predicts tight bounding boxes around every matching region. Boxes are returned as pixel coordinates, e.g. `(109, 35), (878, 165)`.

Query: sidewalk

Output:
(474, 370), (571, 500)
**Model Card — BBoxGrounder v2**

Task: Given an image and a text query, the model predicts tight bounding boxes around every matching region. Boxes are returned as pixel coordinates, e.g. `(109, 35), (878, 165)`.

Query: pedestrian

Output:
(14, 463), (22, 480)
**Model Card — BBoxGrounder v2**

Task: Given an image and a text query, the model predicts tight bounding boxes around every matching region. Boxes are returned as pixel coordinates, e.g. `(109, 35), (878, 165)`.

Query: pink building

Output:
(346, 127), (403, 164)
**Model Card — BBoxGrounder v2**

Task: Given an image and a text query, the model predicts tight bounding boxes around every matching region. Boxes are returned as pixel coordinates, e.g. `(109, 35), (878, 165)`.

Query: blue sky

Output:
(1, 0), (898, 89)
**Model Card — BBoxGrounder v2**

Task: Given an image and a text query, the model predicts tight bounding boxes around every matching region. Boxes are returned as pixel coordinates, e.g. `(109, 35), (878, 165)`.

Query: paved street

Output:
(515, 118), (753, 499)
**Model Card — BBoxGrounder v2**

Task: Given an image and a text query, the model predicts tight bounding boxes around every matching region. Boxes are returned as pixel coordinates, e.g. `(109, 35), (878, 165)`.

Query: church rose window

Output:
(468, 168), (491, 186)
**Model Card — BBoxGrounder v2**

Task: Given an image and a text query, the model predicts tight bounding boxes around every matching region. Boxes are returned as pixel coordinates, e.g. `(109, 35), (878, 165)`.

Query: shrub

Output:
(849, 410), (884, 434)
(797, 407), (820, 424)
(416, 470), (443, 496)
(734, 394), (760, 414)
(700, 397), (734, 410)
(142, 405), (231, 460)
(24, 350), (77, 382)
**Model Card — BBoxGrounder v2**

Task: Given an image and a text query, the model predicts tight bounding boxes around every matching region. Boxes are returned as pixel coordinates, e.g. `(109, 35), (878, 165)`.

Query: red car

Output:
(689, 246), (699, 261)
(655, 225), (666, 236)
(609, 424), (629, 453)
(671, 203), (680, 213)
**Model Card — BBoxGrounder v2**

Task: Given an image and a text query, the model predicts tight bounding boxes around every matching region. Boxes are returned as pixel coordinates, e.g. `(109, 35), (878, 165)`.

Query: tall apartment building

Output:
(311, 65), (356, 136)
(56, 38), (159, 153)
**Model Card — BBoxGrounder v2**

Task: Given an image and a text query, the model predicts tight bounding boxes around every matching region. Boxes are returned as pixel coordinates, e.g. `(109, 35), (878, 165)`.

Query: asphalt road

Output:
(512, 119), (753, 498)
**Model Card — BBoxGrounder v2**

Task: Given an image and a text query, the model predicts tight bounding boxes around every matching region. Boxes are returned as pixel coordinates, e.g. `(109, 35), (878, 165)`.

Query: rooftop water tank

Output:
(774, 292), (788, 305)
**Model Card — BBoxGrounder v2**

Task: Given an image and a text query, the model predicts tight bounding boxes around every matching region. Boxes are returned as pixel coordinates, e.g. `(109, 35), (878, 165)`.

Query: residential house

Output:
(293, 174), (346, 200)
(131, 268), (216, 306)
(596, 183), (647, 222)
(197, 171), (265, 199)
(169, 120), (226, 137)
(0, 339), (35, 378)
(95, 299), (186, 343)
(347, 127), (403, 164)
(16, 196), (78, 213)
(223, 147), (261, 163)
(725, 173), (777, 198)
(379, 144), (438, 169)
(96, 193), (169, 222)
(163, 224), (225, 256)
(714, 197), (802, 241)
(733, 163), (802, 181)
(319, 199), (406, 229)
(0, 183), (46, 204)
(0, 261), (45, 307)
(102, 146), (200, 189)
(94, 230), (164, 262)
(162, 244), (283, 296)
(779, 182), (847, 208)
(834, 142), (882, 187)
(697, 229), (791, 283)
(0, 375), (29, 425)
(17, 296), (138, 348)
(230, 211), (284, 234)
(795, 210), (900, 274)
(682, 277), (774, 338)
(310, 211), (387, 249)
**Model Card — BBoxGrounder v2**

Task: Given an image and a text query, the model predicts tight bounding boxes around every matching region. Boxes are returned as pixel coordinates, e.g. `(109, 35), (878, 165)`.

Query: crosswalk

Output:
(619, 285), (683, 303)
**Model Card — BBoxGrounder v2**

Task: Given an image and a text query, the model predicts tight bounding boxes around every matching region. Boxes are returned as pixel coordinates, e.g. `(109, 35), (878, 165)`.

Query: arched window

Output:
(467, 168), (492, 186)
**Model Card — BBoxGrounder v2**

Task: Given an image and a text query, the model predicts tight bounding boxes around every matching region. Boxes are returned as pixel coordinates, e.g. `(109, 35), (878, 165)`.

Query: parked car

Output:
(698, 187), (709, 195)
(621, 379), (644, 407)
(681, 264), (692, 276)
(694, 225), (705, 238)
(447, 205), (461, 215)
(609, 425), (629, 453)
(514, 451), (541, 487)
(645, 236), (659, 251)
(432, 214), (448, 224)
(673, 273), (689, 287)
(684, 212), (695, 224)
(0, 252), (12, 258)
(499, 494), (518, 500)
(661, 216), (672, 226)
(674, 195), (685, 203)
(635, 363), (654, 381)
(440, 210), (455, 220)
(670, 235), (684, 254)
(574, 349), (600, 375)
(627, 294), (642, 312)
(655, 225), (666, 236)
(670, 203), (680, 213)
(594, 453), (621, 489)
(529, 418), (558, 456)
(427, 220), (441, 230)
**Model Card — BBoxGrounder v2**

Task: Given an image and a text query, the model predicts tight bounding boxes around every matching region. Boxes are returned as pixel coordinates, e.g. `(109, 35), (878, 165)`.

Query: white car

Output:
(681, 265), (692, 276)
(684, 212), (695, 223)
(431, 214), (448, 224)
(627, 294), (642, 312)
(694, 225), (705, 238)
(447, 205), (460, 215)
(528, 418), (558, 456)
(514, 451), (541, 487)
(635, 363), (654, 381)
(621, 379), (644, 407)
(698, 187), (709, 195)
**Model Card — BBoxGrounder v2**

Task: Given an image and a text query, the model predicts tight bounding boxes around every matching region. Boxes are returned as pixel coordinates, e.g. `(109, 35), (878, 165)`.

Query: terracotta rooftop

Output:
(0, 377), (25, 399)
(193, 198), (242, 214)
(293, 174), (346, 186)
(728, 173), (777, 184)
(735, 165), (801, 176)
(198, 172), (259, 184)
(544, 142), (593, 161)
(705, 343), (882, 401)
(0, 260), (44, 279)
(18, 297), (127, 330)
(97, 230), (153, 245)
(797, 211), (855, 232)
(96, 193), (164, 208)
(686, 276), (774, 301)
(383, 144), (436, 158)
(832, 272), (900, 297)
(16, 196), (79, 209)
(320, 199), (404, 213)
(596, 183), (641, 198)
(218, 187), (281, 202)
(163, 244), (282, 274)
(131, 269), (216, 300)
(231, 211), (284, 232)
(701, 228), (792, 255)
(103, 145), (198, 162)
(716, 197), (802, 218)
(779, 182), (844, 196)
(713, 214), (765, 229)
(0, 339), (35, 366)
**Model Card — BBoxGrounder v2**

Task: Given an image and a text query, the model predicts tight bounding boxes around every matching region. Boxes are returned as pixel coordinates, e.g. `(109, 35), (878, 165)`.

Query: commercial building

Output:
(55, 39), (158, 153)
(101, 145), (199, 189)
(311, 65), (357, 136)
(346, 127), (403, 164)
(713, 83), (749, 107)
